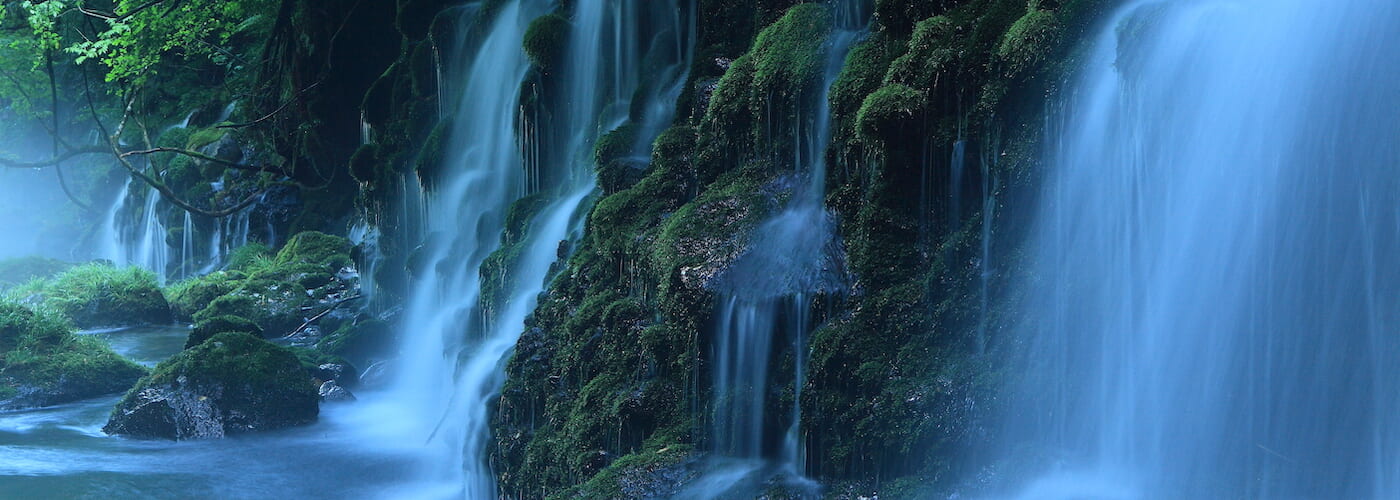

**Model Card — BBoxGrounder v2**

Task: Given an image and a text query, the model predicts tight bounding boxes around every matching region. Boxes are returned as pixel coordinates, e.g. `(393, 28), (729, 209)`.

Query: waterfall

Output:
(366, 0), (683, 496)
(99, 179), (174, 283)
(689, 1), (868, 497)
(371, 2), (546, 496)
(1000, 0), (1400, 498)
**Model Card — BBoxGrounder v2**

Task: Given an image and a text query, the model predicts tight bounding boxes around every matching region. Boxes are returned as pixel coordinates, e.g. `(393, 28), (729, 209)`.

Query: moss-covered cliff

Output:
(490, 0), (1111, 498)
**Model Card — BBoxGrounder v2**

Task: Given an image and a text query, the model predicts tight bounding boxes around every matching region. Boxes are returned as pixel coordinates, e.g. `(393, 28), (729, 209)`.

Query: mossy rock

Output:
(275, 231), (354, 271)
(186, 315), (264, 349)
(0, 301), (146, 410)
(104, 332), (318, 440)
(350, 143), (383, 184)
(523, 13), (570, 70)
(315, 318), (393, 366)
(225, 243), (273, 271)
(165, 270), (246, 321)
(11, 264), (172, 329)
(857, 83), (924, 142)
(885, 16), (959, 88)
(997, 8), (1062, 77)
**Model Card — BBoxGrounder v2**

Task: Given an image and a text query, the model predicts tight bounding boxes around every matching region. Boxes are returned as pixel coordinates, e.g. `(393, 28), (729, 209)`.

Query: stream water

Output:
(0, 327), (423, 499)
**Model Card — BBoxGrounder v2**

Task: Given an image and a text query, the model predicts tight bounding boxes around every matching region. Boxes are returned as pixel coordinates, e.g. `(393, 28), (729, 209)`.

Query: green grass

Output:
(0, 300), (146, 405)
(9, 263), (171, 328)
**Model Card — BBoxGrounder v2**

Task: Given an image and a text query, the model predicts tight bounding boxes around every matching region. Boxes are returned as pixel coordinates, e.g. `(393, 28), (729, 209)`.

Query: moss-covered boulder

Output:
(0, 301), (147, 410)
(275, 231), (354, 271)
(103, 332), (318, 440)
(186, 315), (264, 349)
(168, 234), (358, 337)
(10, 264), (171, 328)
(523, 13), (569, 70)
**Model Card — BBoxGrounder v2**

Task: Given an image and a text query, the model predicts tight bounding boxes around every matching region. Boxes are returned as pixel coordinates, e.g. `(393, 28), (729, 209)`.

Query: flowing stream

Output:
(1001, 0), (1400, 498)
(0, 326), (424, 499)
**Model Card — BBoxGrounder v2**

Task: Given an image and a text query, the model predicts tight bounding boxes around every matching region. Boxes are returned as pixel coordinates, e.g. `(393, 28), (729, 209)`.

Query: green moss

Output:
(481, 193), (551, 315)
(595, 123), (642, 194)
(700, 3), (832, 168)
(10, 264), (171, 328)
(226, 243), (273, 271)
(350, 143), (383, 183)
(415, 122), (449, 189)
(165, 270), (245, 321)
(187, 315), (263, 349)
(0, 300), (146, 407)
(595, 123), (640, 166)
(316, 318), (391, 364)
(997, 8), (1062, 77)
(186, 127), (228, 150)
(856, 83), (924, 141)
(884, 15), (959, 87)
(275, 231), (353, 271)
(192, 294), (258, 325)
(523, 13), (570, 70)
(140, 332), (304, 390)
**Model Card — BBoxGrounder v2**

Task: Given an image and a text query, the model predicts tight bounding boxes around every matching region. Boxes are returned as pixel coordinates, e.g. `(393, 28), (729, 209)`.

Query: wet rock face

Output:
(104, 333), (318, 440)
(318, 380), (356, 402)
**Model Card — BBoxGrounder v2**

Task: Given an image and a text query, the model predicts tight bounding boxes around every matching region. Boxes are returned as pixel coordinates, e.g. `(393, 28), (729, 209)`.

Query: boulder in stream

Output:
(104, 332), (318, 440)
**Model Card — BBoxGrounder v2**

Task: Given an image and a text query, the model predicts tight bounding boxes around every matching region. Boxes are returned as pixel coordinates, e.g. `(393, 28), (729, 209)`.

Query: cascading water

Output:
(367, 2), (547, 496)
(688, 2), (868, 497)
(368, 0), (685, 496)
(999, 0), (1400, 498)
(98, 179), (171, 283)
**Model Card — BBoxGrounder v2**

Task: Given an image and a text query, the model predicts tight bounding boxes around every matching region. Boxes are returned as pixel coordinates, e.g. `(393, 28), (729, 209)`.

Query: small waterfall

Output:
(366, 0), (680, 496)
(999, 0), (1400, 498)
(690, 2), (867, 497)
(949, 138), (966, 225)
(374, 2), (547, 496)
(100, 179), (174, 283)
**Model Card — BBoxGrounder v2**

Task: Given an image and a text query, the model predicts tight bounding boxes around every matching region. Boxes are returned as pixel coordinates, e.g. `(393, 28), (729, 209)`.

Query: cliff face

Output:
(475, 0), (1111, 498)
(236, 0), (1111, 496)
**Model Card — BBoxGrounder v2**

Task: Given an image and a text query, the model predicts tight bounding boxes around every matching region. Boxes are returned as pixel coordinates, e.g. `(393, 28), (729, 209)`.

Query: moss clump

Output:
(226, 243), (273, 271)
(415, 121), (449, 190)
(857, 84), (924, 141)
(0, 300), (146, 409)
(171, 235), (356, 336)
(104, 332), (318, 440)
(186, 315), (263, 349)
(885, 16), (959, 87)
(315, 318), (392, 365)
(595, 123), (642, 194)
(166, 270), (246, 321)
(186, 127), (228, 151)
(700, 3), (832, 169)
(349, 143), (383, 183)
(997, 8), (1062, 77)
(275, 231), (353, 271)
(523, 13), (570, 70)
(10, 264), (171, 328)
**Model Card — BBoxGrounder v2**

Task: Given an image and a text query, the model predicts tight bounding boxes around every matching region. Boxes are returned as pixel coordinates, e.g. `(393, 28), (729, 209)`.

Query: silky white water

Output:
(1001, 0), (1400, 497)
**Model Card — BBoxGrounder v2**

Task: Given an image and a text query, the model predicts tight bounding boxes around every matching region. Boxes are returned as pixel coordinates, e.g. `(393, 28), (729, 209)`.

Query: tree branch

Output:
(216, 80), (320, 129)
(119, 147), (285, 174)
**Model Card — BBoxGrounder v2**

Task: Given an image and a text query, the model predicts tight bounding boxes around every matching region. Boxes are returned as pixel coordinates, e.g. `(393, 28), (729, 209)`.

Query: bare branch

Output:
(217, 81), (321, 129)
(119, 147), (285, 174)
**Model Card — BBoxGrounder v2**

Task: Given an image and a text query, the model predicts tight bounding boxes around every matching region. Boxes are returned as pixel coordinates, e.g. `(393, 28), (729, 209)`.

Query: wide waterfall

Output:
(1001, 0), (1400, 497)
